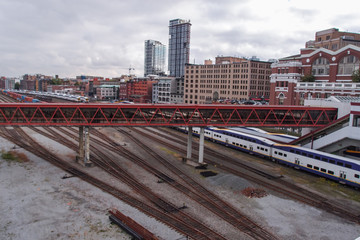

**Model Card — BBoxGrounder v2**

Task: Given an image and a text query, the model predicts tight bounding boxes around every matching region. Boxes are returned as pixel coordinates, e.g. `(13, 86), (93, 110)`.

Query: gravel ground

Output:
(0, 133), (182, 240)
(1, 127), (360, 240)
(204, 172), (360, 240)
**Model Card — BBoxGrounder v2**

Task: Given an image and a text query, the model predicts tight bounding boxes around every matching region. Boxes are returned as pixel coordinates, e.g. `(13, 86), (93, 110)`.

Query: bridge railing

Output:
(0, 103), (338, 127)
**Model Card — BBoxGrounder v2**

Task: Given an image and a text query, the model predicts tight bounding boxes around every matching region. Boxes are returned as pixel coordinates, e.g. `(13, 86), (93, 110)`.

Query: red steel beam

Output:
(0, 103), (338, 127)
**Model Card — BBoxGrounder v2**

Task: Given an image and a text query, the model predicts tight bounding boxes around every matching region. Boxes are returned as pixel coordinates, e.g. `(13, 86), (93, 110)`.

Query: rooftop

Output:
(326, 96), (360, 103)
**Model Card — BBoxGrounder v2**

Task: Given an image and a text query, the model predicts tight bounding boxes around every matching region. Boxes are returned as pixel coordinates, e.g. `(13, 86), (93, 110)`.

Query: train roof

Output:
(229, 127), (298, 143)
(210, 127), (277, 145)
(274, 144), (360, 165)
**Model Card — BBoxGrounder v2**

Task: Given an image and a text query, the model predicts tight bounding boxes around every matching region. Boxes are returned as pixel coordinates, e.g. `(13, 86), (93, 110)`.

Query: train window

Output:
(302, 152), (307, 156)
(308, 154), (313, 158)
(261, 147), (264, 151)
(257, 146), (260, 149)
(232, 142), (235, 145)
(328, 170), (334, 175)
(337, 162), (343, 166)
(355, 174), (359, 178)
(345, 164), (352, 169)
(315, 156), (320, 160)
(274, 151), (278, 154)
(265, 149), (268, 152)
(314, 166), (319, 170)
(321, 168), (326, 172)
(296, 151), (300, 154)
(307, 164), (313, 168)
(290, 149), (294, 153)
(279, 152), (283, 156)
(329, 159), (335, 164)
(284, 154), (287, 157)
(322, 157), (328, 162)
(244, 146), (247, 149)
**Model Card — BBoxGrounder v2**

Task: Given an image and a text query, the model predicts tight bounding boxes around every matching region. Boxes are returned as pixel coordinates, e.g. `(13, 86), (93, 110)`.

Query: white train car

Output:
(177, 126), (360, 188)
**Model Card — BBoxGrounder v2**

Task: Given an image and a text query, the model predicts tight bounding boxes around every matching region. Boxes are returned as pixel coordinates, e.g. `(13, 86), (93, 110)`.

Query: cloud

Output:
(0, 0), (360, 78)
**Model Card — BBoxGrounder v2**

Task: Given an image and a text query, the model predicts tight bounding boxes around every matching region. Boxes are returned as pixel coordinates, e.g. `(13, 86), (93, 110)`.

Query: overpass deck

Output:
(0, 103), (338, 127)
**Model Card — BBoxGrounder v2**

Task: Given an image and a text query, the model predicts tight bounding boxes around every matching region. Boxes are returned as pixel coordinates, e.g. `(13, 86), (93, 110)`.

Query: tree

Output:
(50, 78), (63, 85)
(300, 74), (315, 82)
(14, 82), (20, 90)
(352, 69), (360, 82)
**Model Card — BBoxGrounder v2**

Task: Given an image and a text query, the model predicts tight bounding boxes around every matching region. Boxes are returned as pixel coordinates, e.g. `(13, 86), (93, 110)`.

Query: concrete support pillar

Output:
(186, 126), (193, 159)
(78, 126), (84, 162)
(84, 126), (92, 167)
(198, 127), (205, 164)
(77, 126), (92, 167)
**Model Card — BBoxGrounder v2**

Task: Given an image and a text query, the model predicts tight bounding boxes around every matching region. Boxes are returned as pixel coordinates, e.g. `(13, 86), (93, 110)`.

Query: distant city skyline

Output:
(144, 40), (166, 76)
(1, 0), (360, 78)
(168, 19), (191, 77)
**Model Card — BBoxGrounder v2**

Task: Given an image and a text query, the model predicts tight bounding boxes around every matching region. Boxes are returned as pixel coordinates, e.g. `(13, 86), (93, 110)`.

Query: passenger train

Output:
(178, 127), (360, 188)
(230, 127), (298, 143)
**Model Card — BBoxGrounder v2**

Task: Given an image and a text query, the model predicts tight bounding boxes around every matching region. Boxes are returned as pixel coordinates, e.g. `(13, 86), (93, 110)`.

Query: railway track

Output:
(55, 126), (276, 239)
(0, 93), (17, 102)
(145, 127), (282, 180)
(143, 127), (328, 200)
(0, 127), (227, 240)
(132, 127), (360, 224)
(112, 128), (278, 240)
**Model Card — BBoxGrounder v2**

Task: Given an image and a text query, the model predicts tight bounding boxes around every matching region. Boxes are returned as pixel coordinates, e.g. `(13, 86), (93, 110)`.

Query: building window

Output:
(338, 55), (359, 75)
(278, 93), (285, 105)
(353, 115), (360, 127)
(312, 57), (330, 75)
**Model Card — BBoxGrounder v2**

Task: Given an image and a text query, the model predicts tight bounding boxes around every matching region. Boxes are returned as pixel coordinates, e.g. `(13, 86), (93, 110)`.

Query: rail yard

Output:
(1, 93), (360, 240)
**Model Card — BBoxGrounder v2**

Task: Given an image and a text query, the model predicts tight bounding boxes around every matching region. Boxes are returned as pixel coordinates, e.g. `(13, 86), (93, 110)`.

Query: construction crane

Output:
(121, 66), (135, 75)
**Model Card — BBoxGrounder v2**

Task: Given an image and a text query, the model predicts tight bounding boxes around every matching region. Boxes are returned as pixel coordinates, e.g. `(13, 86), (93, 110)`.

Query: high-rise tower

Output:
(144, 40), (166, 76)
(168, 19), (191, 77)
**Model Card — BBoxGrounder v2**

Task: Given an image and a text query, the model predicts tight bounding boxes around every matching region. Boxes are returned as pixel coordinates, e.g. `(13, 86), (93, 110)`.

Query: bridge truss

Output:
(0, 103), (338, 127)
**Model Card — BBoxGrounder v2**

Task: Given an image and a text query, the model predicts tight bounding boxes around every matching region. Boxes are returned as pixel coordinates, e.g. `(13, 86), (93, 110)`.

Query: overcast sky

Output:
(1, 0), (360, 78)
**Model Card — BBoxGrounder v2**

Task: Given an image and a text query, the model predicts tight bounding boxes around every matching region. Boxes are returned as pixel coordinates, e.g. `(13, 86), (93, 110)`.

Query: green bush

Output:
(1, 151), (16, 161)
(301, 74), (315, 82)
(352, 69), (360, 82)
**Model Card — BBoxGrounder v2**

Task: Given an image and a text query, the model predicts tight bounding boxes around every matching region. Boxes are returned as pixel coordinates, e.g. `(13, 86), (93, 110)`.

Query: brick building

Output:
(184, 56), (272, 104)
(0, 77), (15, 89)
(152, 77), (184, 104)
(20, 74), (52, 91)
(119, 77), (158, 103)
(270, 28), (360, 106)
(306, 28), (360, 50)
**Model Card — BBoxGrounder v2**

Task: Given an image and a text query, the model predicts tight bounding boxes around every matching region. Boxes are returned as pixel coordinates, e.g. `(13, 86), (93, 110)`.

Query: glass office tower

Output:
(168, 19), (191, 77)
(144, 40), (166, 76)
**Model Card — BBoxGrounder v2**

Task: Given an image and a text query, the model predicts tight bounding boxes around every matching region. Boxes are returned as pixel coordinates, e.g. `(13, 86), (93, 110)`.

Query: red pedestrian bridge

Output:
(0, 103), (338, 127)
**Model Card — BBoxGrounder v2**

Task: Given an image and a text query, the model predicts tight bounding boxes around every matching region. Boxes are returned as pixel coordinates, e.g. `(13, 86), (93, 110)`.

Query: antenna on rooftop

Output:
(128, 65), (135, 75)
(121, 65), (135, 75)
